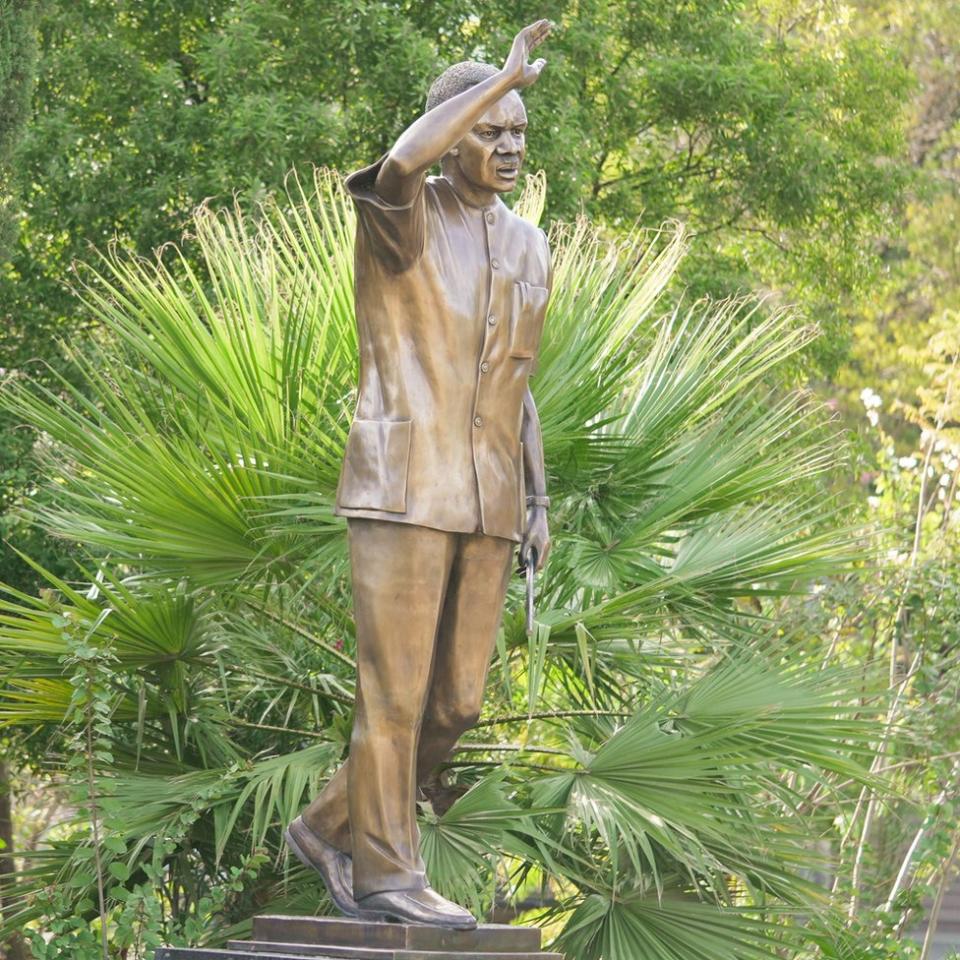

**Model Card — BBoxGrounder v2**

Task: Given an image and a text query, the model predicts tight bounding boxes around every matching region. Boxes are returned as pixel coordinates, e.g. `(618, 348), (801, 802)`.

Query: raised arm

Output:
(374, 19), (552, 206)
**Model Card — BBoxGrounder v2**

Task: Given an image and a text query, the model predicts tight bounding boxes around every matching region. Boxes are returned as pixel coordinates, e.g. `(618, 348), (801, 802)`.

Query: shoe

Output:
(283, 816), (359, 917)
(356, 886), (477, 929)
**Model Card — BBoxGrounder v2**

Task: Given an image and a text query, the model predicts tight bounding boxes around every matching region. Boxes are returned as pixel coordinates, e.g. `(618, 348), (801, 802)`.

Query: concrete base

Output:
(155, 915), (564, 960)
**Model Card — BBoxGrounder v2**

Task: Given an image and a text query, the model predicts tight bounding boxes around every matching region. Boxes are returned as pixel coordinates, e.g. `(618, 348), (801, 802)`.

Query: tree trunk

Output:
(0, 759), (28, 960)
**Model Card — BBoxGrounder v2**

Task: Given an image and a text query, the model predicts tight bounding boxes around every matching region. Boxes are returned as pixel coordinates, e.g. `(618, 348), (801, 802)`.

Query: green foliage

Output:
(0, 2), (945, 955)
(779, 329), (960, 955)
(832, 2), (960, 441)
(807, 6), (960, 943)
(0, 0), (64, 604)
(0, 172), (892, 958)
(0, 0), (39, 258)
(558, 894), (789, 960)
(0, 0), (913, 603)
(3, 0), (910, 371)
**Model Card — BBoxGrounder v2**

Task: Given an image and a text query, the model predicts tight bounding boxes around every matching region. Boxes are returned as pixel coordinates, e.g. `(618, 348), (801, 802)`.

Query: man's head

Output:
(427, 61), (528, 195)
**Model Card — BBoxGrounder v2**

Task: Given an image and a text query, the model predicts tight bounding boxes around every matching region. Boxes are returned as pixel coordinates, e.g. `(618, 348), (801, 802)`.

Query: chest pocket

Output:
(509, 281), (549, 359)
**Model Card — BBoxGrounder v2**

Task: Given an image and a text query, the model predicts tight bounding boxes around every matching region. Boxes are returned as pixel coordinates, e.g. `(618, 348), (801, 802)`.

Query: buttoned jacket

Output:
(333, 155), (551, 542)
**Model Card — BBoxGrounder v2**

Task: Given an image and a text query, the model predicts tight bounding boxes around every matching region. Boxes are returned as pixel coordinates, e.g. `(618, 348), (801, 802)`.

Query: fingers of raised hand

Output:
(524, 19), (552, 50)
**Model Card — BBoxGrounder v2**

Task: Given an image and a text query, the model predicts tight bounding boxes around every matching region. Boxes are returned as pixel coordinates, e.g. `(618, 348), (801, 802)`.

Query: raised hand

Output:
(502, 19), (552, 89)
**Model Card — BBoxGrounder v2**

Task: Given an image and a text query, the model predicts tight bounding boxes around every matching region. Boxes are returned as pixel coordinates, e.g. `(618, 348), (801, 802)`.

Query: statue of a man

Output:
(284, 19), (553, 931)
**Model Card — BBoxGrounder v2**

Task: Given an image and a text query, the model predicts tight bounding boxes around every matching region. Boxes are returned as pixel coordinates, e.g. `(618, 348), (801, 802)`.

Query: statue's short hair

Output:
(425, 61), (503, 112)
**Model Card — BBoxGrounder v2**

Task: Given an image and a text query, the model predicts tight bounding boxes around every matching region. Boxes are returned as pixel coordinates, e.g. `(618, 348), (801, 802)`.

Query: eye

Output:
(512, 128), (525, 137)
(479, 129), (498, 139)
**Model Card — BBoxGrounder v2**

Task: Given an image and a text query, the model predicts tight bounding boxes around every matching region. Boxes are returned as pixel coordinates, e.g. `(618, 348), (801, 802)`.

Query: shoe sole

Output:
(355, 906), (477, 930)
(283, 827), (360, 918)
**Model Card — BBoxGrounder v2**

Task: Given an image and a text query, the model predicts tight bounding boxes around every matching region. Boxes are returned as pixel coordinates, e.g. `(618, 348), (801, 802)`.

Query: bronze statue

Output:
(284, 19), (554, 931)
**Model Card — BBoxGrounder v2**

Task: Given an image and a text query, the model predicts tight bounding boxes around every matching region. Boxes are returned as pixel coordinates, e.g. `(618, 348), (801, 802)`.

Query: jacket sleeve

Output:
(344, 153), (427, 273)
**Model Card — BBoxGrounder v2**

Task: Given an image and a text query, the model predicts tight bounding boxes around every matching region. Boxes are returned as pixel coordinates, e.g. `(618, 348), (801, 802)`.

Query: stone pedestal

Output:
(155, 915), (565, 960)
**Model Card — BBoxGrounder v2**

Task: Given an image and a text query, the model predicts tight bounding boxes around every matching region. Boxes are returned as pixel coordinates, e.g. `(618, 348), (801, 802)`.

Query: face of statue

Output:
(449, 91), (527, 195)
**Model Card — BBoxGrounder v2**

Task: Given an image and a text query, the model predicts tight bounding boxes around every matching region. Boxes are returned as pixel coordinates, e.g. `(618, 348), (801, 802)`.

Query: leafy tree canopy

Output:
(0, 172), (882, 958)
(3, 0), (911, 378)
(0, 0), (38, 258)
(832, 1), (960, 441)
(0, 0), (914, 592)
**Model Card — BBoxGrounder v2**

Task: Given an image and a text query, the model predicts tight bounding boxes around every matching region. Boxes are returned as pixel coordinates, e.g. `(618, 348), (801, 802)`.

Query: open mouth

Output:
(496, 164), (519, 179)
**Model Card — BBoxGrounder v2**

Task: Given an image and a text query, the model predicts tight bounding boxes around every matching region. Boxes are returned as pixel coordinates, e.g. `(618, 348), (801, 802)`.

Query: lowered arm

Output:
(520, 387), (551, 572)
(521, 388), (547, 500)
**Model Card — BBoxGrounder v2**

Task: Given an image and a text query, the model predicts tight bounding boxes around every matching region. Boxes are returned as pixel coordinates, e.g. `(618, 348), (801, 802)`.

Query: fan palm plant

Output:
(0, 168), (884, 959)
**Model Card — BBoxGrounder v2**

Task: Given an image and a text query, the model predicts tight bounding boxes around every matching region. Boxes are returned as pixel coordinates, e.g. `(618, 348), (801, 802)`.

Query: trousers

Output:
(301, 517), (515, 899)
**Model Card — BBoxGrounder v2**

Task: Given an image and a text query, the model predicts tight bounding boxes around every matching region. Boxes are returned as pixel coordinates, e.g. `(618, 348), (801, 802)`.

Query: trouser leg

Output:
(300, 522), (515, 898)
(415, 532), (515, 781)
(303, 518), (456, 898)
(301, 759), (351, 854)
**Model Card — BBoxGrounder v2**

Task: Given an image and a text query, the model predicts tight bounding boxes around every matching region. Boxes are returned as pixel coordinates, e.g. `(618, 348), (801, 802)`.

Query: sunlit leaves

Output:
(556, 893), (791, 960)
(420, 775), (534, 913)
(3, 171), (357, 586)
(0, 168), (885, 957)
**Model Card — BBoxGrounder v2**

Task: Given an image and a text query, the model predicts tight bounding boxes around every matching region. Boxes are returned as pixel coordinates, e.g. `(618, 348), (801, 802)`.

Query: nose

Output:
(495, 132), (522, 154)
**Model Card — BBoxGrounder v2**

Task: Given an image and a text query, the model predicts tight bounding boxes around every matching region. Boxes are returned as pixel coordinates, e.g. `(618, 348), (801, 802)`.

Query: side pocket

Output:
(510, 281), (549, 359)
(337, 418), (412, 513)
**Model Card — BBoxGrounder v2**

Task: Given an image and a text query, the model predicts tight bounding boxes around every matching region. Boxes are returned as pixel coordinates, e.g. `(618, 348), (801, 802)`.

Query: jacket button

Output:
(490, 258), (500, 269)
(480, 361), (490, 373)
(485, 212), (495, 224)
(474, 416), (483, 427)
(487, 314), (497, 325)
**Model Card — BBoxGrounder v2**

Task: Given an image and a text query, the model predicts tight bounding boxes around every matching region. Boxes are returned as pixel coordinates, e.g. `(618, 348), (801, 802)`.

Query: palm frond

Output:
(554, 893), (795, 960)
(0, 168), (885, 954)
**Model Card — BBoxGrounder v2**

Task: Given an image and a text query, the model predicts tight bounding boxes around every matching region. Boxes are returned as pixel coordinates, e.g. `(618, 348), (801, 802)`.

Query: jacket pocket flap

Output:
(510, 281), (549, 359)
(337, 418), (412, 513)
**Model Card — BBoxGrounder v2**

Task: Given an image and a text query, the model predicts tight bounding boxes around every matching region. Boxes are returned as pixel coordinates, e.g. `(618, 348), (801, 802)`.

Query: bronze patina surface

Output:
(289, 19), (555, 928)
